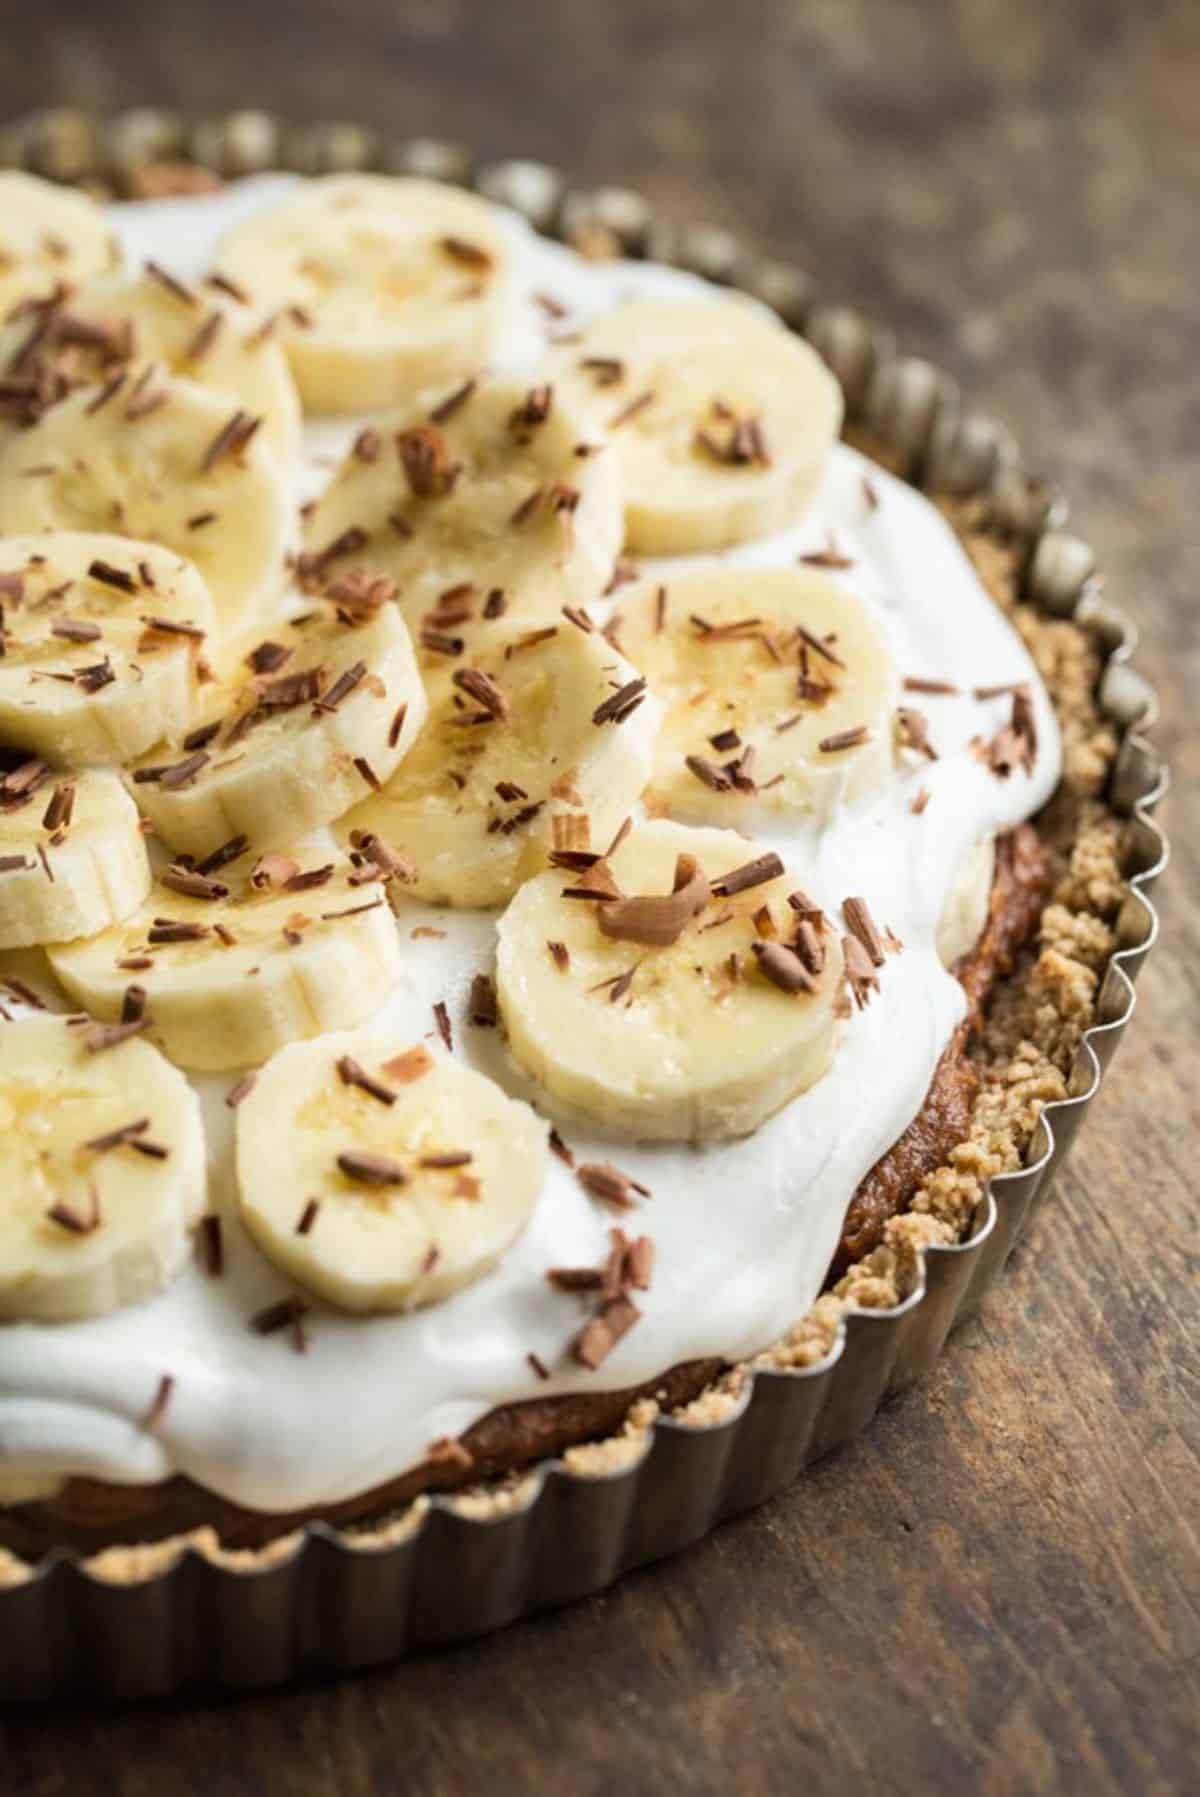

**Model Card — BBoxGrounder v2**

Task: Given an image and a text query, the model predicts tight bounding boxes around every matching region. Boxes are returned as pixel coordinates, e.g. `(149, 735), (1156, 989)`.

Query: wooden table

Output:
(3, 3), (1197, 1791)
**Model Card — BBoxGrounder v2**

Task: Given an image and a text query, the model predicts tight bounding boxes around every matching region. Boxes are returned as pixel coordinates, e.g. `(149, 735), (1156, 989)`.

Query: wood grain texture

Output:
(1, 1), (1197, 1790)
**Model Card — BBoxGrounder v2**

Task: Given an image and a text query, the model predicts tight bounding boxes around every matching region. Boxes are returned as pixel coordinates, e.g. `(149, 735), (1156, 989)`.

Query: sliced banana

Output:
(337, 615), (658, 908)
(546, 298), (842, 553)
(213, 175), (514, 415)
(496, 818), (844, 1141)
(46, 845), (402, 1072)
(936, 834), (995, 967)
(0, 172), (119, 319)
(0, 1011), (206, 1323)
(0, 373), (294, 641)
(0, 766), (150, 949)
(614, 568), (898, 827)
(128, 600), (426, 855)
(236, 1031), (547, 1313)
(0, 533), (215, 764)
(0, 268), (301, 466)
(300, 374), (623, 634)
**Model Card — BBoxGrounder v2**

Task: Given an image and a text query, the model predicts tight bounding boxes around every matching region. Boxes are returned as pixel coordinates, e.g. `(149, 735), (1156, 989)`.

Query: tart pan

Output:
(0, 108), (1169, 1703)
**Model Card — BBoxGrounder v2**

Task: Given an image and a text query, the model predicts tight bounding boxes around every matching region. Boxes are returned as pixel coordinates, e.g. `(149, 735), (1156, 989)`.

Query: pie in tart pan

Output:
(0, 110), (1167, 1702)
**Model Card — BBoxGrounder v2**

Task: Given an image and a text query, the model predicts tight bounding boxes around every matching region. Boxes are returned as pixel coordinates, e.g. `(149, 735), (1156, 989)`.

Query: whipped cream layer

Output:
(0, 178), (1061, 1514)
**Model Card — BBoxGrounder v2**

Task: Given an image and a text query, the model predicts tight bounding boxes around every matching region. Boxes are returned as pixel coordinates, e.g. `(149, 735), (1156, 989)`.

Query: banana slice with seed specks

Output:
(0, 767), (150, 949)
(236, 1032), (547, 1314)
(0, 1012), (206, 1323)
(47, 847), (402, 1072)
(614, 568), (899, 828)
(337, 615), (659, 908)
(0, 533), (215, 765)
(0, 172), (120, 318)
(300, 374), (623, 634)
(127, 600), (427, 856)
(0, 268), (301, 466)
(214, 175), (514, 416)
(0, 373), (294, 642)
(547, 298), (842, 554)
(496, 818), (844, 1141)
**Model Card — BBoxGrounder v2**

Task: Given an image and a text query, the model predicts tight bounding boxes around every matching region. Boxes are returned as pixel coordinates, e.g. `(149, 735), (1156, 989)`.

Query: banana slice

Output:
(0, 1011), (206, 1323)
(46, 846), (402, 1072)
(0, 373), (294, 641)
(0, 172), (119, 319)
(496, 818), (844, 1141)
(546, 298), (842, 553)
(300, 374), (623, 634)
(0, 766), (150, 949)
(0, 269), (301, 466)
(128, 599), (426, 855)
(236, 1031), (547, 1313)
(337, 614), (658, 908)
(613, 568), (898, 827)
(213, 175), (514, 415)
(937, 834), (995, 967)
(0, 533), (215, 764)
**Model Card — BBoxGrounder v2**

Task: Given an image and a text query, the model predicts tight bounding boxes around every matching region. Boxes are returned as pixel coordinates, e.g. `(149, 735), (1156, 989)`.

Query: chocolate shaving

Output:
(250, 1295), (310, 1350)
(597, 853), (710, 948)
(199, 1214), (223, 1276)
(313, 659), (367, 714)
(147, 919), (209, 944)
(440, 236), (494, 271)
(145, 260), (196, 306)
(842, 896), (887, 967)
(140, 1373), (175, 1431)
(246, 640), (292, 675)
(337, 1149), (408, 1186)
(592, 677), (646, 726)
(547, 939), (570, 971)
(196, 835), (249, 876)
(225, 1071), (257, 1109)
(904, 676), (959, 696)
(818, 725), (871, 754)
(469, 973), (498, 1027)
(159, 865), (229, 901)
(684, 753), (733, 793)
(397, 425), (459, 498)
(201, 407), (261, 472)
(710, 853), (784, 898)
(336, 1055), (396, 1105)
(451, 665), (508, 720)
(429, 376), (477, 424)
(576, 1161), (649, 1211)
(41, 781), (75, 833)
(50, 617), (101, 643)
(433, 1000), (453, 1051)
(574, 1294), (640, 1369)
(83, 1116), (151, 1153)
(83, 1017), (147, 1052)
(752, 939), (817, 994)
(841, 933), (880, 1009)
(610, 389), (654, 428)
(896, 707), (939, 761)
(798, 536), (854, 568)
(296, 1198), (321, 1236)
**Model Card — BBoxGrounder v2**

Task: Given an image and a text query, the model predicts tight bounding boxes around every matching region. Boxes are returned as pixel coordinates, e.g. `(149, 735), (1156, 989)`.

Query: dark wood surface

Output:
(2, 3), (1198, 1791)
